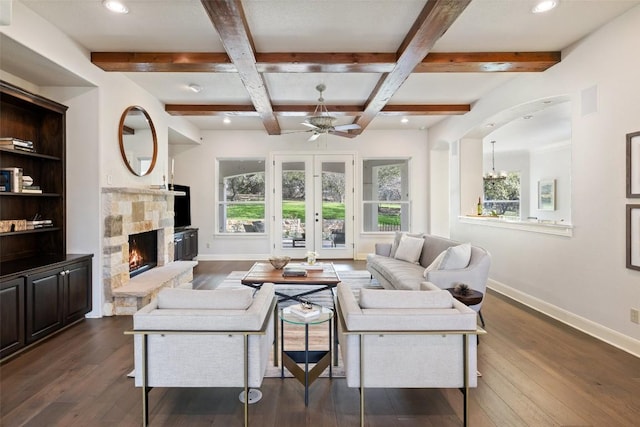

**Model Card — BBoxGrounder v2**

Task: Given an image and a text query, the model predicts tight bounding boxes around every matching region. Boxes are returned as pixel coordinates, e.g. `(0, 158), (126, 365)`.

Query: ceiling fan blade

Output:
(333, 123), (361, 131)
(329, 130), (358, 139)
(308, 133), (321, 142)
(301, 122), (320, 130)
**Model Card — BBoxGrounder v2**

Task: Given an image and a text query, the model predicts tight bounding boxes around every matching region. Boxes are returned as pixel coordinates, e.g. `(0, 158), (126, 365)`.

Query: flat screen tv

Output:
(172, 184), (191, 230)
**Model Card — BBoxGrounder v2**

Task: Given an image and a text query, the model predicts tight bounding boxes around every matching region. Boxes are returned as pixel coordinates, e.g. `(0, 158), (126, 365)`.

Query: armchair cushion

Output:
(359, 287), (453, 309)
(157, 287), (253, 310)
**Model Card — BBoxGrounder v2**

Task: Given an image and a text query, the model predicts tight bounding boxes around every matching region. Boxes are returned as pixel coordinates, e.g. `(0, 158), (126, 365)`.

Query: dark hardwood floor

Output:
(1, 260), (639, 426)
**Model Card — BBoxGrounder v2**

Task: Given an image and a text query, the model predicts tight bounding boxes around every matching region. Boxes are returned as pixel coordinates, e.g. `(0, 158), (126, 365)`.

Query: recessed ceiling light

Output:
(102, 0), (129, 14)
(532, 0), (557, 14)
(188, 83), (202, 93)
(400, 117), (409, 124)
(523, 115), (533, 120)
(223, 117), (231, 124)
(486, 123), (495, 128)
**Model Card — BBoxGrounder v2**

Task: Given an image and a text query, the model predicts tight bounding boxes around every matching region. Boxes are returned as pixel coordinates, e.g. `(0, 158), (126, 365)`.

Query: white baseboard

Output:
(488, 279), (640, 358)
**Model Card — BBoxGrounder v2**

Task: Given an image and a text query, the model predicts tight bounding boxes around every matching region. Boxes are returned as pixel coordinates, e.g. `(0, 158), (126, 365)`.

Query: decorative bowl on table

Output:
(269, 256), (291, 270)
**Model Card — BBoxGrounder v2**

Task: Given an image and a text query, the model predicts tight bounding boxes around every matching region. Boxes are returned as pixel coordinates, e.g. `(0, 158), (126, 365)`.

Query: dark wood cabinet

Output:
(0, 277), (25, 359)
(2, 255), (92, 356)
(0, 81), (93, 360)
(174, 228), (198, 261)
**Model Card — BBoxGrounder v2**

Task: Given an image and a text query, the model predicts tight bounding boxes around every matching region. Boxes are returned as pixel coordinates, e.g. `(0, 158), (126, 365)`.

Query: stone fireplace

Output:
(102, 187), (194, 315)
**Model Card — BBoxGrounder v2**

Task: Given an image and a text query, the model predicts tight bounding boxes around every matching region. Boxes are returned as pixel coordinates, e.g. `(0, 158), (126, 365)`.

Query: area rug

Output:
(219, 269), (381, 378)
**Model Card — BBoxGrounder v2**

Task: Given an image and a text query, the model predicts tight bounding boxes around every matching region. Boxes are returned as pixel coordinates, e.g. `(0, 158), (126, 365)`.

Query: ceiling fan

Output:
(298, 84), (361, 141)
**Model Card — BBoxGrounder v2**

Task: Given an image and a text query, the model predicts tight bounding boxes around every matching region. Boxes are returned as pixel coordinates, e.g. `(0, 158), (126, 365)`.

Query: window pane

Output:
(483, 172), (520, 216)
(218, 159), (265, 233)
(362, 159), (410, 232)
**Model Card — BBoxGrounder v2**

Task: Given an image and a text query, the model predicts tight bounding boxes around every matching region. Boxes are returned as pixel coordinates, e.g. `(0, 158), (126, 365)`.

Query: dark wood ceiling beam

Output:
(255, 53), (396, 73)
(355, 0), (471, 132)
(416, 51), (561, 72)
(200, 0), (280, 134)
(91, 51), (559, 73)
(90, 52), (234, 72)
(165, 103), (470, 116)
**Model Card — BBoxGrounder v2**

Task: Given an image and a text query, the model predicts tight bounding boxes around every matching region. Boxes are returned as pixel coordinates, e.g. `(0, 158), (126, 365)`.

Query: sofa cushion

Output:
(393, 234), (424, 264)
(157, 287), (254, 310)
(367, 255), (427, 290)
(359, 287), (453, 309)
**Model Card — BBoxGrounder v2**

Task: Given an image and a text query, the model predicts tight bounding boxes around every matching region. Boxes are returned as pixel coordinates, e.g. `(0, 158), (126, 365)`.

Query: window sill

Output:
(458, 215), (573, 237)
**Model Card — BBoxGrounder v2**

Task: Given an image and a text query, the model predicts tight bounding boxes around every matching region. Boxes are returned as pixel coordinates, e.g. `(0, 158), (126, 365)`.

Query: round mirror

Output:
(118, 105), (158, 176)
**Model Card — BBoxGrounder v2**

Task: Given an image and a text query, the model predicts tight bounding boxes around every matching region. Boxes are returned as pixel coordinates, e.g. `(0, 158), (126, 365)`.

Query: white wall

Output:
(529, 142), (571, 222)
(173, 130), (429, 260)
(430, 5), (640, 355)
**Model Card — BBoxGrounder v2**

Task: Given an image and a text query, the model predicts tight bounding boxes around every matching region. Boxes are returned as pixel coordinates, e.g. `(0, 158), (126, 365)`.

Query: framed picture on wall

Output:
(627, 131), (640, 198)
(627, 204), (640, 271)
(538, 179), (556, 211)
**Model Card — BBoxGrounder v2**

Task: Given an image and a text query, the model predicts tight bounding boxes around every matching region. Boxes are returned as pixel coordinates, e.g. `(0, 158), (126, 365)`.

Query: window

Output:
(362, 159), (410, 232)
(217, 159), (266, 233)
(483, 172), (520, 216)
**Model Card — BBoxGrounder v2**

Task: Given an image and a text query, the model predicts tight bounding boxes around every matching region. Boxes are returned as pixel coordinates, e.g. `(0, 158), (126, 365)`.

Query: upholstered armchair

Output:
(336, 282), (483, 427)
(129, 283), (276, 426)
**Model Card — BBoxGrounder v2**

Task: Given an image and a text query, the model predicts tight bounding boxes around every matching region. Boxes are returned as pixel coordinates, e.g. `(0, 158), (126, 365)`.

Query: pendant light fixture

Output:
(484, 140), (507, 181)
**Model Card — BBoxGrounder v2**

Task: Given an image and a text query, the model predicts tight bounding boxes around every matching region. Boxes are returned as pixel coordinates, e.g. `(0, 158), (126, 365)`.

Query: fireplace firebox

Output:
(129, 230), (158, 277)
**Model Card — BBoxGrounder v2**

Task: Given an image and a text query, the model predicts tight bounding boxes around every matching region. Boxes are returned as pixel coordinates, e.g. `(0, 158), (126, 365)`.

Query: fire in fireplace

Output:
(129, 230), (158, 277)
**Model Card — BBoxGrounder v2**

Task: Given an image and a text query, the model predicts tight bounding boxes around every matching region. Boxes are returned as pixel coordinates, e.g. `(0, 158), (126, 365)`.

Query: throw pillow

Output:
(440, 243), (472, 270)
(359, 287), (453, 309)
(390, 231), (423, 257)
(393, 234), (424, 264)
(423, 243), (472, 277)
(157, 288), (253, 310)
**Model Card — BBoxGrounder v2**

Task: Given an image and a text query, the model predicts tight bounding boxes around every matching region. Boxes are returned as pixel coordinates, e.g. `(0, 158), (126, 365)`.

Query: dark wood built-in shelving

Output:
(0, 80), (93, 361)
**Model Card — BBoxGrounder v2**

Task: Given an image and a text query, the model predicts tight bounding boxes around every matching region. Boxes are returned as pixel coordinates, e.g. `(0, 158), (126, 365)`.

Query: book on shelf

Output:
(21, 187), (43, 194)
(0, 137), (35, 152)
(0, 137), (34, 148)
(26, 219), (53, 230)
(282, 266), (308, 277)
(0, 170), (11, 191)
(0, 167), (23, 192)
(288, 303), (321, 320)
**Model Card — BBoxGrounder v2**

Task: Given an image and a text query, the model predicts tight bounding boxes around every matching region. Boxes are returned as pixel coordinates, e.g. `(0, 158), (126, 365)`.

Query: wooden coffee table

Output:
(241, 262), (341, 365)
(241, 262), (341, 304)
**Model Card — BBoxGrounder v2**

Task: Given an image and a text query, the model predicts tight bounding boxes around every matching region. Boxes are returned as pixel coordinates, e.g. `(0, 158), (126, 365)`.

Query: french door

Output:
(273, 154), (354, 259)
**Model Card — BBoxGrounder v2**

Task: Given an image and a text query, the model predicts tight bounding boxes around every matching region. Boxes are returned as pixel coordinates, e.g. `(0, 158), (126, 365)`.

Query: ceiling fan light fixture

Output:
(102, 0), (129, 14)
(532, 0), (557, 14)
(484, 140), (507, 181)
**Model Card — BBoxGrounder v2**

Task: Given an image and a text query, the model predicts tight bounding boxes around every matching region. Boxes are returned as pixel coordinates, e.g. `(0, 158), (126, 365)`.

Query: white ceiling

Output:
(6, 0), (640, 140)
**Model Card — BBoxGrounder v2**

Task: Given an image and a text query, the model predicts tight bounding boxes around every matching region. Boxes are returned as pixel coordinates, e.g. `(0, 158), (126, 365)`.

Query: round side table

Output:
(446, 288), (485, 327)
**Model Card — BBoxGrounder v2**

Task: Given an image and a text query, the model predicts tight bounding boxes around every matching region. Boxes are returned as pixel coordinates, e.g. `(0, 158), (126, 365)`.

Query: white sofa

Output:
(131, 283), (276, 426)
(336, 282), (481, 427)
(366, 233), (491, 316)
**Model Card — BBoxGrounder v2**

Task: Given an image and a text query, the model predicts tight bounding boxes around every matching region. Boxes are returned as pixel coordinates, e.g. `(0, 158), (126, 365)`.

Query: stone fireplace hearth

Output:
(102, 187), (193, 315)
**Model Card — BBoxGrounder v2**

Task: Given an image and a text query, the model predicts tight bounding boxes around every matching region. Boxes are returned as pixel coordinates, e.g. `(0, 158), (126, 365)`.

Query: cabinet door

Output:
(187, 230), (198, 260)
(174, 233), (185, 261)
(26, 268), (64, 344)
(0, 277), (25, 359)
(63, 260), (92, 324)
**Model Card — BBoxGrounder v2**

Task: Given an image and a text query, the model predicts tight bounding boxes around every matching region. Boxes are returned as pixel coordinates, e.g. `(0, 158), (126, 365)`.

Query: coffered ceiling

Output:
(11, 0), (640, 135)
